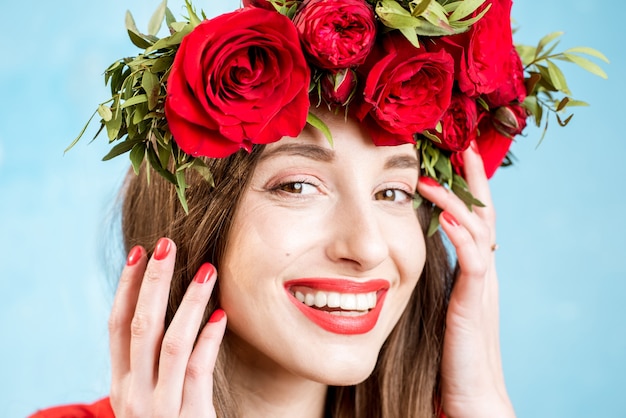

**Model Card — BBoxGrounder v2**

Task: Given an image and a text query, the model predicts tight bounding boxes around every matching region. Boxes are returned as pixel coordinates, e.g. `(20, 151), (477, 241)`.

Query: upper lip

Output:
(284, 278), (390, 293)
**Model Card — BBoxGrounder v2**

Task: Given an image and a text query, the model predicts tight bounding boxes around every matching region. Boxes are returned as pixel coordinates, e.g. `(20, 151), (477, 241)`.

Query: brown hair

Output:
(120, 146), (452, 418)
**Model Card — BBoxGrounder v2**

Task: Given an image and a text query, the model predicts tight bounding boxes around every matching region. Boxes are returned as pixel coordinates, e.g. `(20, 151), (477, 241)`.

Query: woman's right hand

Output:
(108, 237), (226, 417)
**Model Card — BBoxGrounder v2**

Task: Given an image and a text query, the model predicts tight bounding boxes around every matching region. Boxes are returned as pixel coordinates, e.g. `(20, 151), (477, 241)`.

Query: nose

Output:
(325, 198), (389, 272)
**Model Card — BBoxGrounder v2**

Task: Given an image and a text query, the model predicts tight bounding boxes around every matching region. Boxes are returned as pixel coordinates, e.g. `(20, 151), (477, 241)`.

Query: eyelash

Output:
(270, 180), (413, 205)
(269, 180), (320, 196)
(373, 187), (413, 203)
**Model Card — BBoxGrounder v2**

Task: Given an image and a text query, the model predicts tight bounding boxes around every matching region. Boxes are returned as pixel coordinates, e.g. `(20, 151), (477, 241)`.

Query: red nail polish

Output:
(153, 238), (171, 261)
(208, 309), (225, 323)
(442, 211), (460, 227)
(126, 246), (143, 266)
(194, 263), (216, 284)
(419, 176), (440, 187)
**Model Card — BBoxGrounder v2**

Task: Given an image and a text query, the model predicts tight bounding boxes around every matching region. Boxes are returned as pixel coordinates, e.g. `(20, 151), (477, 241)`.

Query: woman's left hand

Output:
(417, 142), (516, 418)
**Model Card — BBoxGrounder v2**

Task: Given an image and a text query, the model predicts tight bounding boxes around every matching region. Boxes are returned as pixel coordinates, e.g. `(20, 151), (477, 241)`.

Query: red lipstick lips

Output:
(284, 278), (389, 335)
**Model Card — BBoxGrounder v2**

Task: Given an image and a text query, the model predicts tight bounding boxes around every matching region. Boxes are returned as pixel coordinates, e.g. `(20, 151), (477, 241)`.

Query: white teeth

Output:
(367, 292), (376, 307)
(305, 293), (315, 306)
(327, 291), (341, 308)
(294, 289), (377, 311)
(295, 291), (305, 303)
(356, 293), (369, 311)
(314, 291), (327, 308)
(340, 293), (357, 310)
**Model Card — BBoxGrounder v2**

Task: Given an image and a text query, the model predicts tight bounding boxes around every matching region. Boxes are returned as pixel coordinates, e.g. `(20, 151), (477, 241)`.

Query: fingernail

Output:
(194, 263), (216, 284)
(153, 238), (171, 261)
(442, 211), (460, 227)
(419, 176), (440, 187)
(208, 309), (225, 323)
(126, 246), (143, 266)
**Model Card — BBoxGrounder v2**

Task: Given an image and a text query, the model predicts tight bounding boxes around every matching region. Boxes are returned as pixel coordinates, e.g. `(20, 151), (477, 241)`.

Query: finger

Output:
(417, 177), (489, 247)
(439, 211), (487, 313)
(181, 309), (227, 417)
(109, 245), (147, 383)
(154, 263), (218, 409)
(462, 142), (496, 228)
(129, 237), (177, 389)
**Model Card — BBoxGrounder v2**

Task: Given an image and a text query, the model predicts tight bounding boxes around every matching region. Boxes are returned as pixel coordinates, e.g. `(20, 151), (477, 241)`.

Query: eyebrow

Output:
(384, 154), (419, 170)
(259, 143), (336, 162)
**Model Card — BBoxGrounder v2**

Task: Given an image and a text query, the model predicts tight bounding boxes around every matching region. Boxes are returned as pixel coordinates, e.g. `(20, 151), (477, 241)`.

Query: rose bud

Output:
(492, 104), (529, 138)
(321, 69), (358, 106)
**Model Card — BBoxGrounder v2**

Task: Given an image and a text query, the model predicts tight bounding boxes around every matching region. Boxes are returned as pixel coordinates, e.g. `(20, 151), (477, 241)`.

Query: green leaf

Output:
(125, 11), (140, 34)
(547, 60), (570, 94)
(448, 0), (486, 22)
(148, 0), (167, 36)
(150, 56), (174, 74)
(192, 159), (215, 186)
(65, 110), (97, 153)
(129, 143), (146, 175)
(127, 30), (153, 49)
(427, 207), (442, 237)
(535, 31), (563, 58)
(376, 0), (421, 29)
(165, 7), (176, 27)
(141, 71), (160, 110)
(184, 0), (202, 28)
(175, 169), (189, 214)
(102, 139), (141, 161)
(565, 99), (589, 107)
(565, 46), (610, 63)
(146, 29), (188, 53)
(411, 0), (432, 17)
(121, 94), (148, 109)
(399, 27), (420, 48)
(451, 178), (484, 209)
(561, 53), (608, 79)
(516, 44), (536, 67)
(106, 100), (123, 141)
(307, 112), (333, 146)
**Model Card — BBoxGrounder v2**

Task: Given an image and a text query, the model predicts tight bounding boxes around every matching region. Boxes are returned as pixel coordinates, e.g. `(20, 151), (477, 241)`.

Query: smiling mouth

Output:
(290, 287), (377, 316)
(284, 279), (389, 334)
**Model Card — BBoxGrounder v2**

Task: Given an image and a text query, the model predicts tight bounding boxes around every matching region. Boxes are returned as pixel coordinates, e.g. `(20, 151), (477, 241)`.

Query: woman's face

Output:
(219, 110), (426, 385)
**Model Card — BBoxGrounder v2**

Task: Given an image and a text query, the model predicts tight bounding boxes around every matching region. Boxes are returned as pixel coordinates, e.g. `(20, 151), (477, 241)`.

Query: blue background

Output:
(1, 0), (623, 417)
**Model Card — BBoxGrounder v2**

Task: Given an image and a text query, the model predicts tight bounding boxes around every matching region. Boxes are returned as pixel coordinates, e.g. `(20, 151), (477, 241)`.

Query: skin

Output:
(108, 114), (515, 417)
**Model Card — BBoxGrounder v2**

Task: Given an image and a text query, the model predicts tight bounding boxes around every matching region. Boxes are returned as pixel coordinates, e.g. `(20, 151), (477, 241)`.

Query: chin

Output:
(300, 346), (381, 386)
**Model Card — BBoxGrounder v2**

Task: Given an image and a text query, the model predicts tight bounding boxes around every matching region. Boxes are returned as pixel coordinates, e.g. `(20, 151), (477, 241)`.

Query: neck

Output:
(224, 335), (328, 418)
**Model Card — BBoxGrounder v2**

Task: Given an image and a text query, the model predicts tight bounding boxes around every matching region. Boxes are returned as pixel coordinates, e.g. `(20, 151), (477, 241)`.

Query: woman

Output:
(32, 0), (599, 416)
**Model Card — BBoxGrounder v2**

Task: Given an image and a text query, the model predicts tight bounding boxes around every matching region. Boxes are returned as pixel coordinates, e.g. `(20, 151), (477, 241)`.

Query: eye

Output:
(374, 188), (412, 203)
(274, 181), (318, 195)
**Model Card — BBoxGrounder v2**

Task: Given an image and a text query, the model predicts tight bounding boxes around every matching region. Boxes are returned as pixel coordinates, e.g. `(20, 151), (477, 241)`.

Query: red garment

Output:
(30, 396), (447, 417)
(29, 397), (114, 418)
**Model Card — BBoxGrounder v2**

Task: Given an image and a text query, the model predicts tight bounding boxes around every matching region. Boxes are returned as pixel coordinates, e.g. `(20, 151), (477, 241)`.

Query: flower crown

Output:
(70, 0), (607, 232)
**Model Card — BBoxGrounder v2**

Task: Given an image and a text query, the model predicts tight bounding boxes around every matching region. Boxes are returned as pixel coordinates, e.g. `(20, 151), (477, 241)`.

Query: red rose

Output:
(431, 92), (478, 152)
(355, 33), (454, 146)
(427, 0), (513, 97)
(320, 69), (358, 106)
(293, 0), (376, 70)
(451, 103), (527, 178)
(165, 8), (310, 158)
(485, 46), (527, 107)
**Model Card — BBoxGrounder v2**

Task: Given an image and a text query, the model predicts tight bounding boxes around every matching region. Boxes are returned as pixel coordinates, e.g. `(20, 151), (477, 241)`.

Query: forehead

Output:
(261, 110), (418, 164)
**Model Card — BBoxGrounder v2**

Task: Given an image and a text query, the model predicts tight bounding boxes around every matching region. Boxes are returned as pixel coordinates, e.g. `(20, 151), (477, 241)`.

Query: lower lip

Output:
(286, 290), (388, 335)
